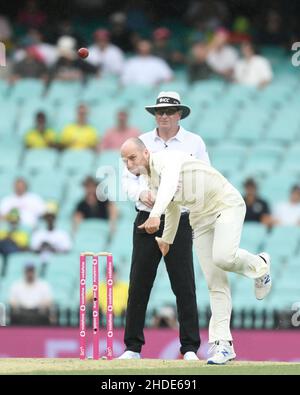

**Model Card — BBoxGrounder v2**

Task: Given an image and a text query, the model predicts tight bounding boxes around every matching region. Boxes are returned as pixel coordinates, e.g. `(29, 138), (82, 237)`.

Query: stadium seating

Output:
(9, 79), (45, 103)
(1, 50), (300, 329)
(59, 149), (95, 175)
(22, 149), (59, 173)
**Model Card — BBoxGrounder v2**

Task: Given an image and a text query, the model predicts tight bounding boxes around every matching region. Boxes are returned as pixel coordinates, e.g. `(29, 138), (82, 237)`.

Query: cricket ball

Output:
(78, 47), (89, 59)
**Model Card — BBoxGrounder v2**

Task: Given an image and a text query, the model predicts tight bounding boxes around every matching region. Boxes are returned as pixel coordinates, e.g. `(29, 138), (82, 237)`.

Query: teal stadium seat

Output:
(73, 219), (111, 253)
(243, 143), (284, 175)
(9, 79), (45, 103)
(240, 222), (268, 253)
(108, 220), (133, 259)
(30, 170), (66, 202)
(59, 149), (95, 175)
(95, 150), (121, 170)
(22, 148), (59, 173)
(116, 201), (136, 222)
(0, 100), (17, 136)
(6, 253), (41, 279)
(0, 79), (9, 98)
(221, 84), (257, 107)
(266, 106), (300, 144)
(77, 218), (110, 238)
(46, 81), (82, 105)
(255, 85), (291, 108)
(81, 77), (118, 104)
(90, 102), (124, 134)
(194, 109), (231, 144)
(260, 172), (298, 205)
(0, 144), (22, 172)
(188, 80), (225, 107)
(0, 277), (15, 303)
(159, 80), (188, 96)
(229, 107), (269, 144)
(210, 143), (247, 176)
(118, 85), (153, 106)
(263, 226), (300, 260)
(280, 145), (300, 175)
(286, 256), (300, 271)
(129, 107), (156, 132)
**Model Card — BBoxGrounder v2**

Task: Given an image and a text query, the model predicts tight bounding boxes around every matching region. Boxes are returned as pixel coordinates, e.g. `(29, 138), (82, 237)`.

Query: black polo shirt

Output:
(244, 197), (270, 222)
(76, 199), (109, 220)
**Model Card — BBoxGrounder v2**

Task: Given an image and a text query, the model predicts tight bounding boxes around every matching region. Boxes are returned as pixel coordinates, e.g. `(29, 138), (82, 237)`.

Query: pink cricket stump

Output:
(79, 254), (86, 360)
(92, 255), (99, 360)
(106, 254), (114, 360)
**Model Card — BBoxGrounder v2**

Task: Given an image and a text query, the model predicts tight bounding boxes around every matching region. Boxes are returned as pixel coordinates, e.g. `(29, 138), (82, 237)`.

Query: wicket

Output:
(79, 252), (114, 360)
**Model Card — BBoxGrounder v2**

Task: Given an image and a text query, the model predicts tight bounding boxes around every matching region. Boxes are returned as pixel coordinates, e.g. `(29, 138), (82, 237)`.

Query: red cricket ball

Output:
(78, 47), (89, 59)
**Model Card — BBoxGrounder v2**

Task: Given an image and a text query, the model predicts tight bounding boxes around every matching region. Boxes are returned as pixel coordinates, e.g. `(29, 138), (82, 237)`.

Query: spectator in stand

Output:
(187, 41), (213, 83)
(0, 178), (46, 229)
(51, 19), (86, 48)
(24, 111), (57, 149)
(234, 41), (273, 88)
(31, 202), (72, 254)
(0, 209), (30, 277)
(231, 16), (252, 44)
(9, 262), (55, 325)
(11, 46), (48, 82)
(60, 104), (98, 150)
(185, 0), (229, 30)
(87, 29), (125, 76)
(272, 185), (300, 226)
(121, 39), (173, 87)
(152, 305), (178, 329)
(109, 12), (137, 53)
(15, 29), (57, 67)
(152, 27), (185, 67)
(256, 10), (289, 47)
(31, 202), (72, 276)
(98, 110), (140, 151)
(206, 28), (239, 79)
(243, 178), (273, 226)
(50, 36), (97, 82)
(86, 267), (128, 322)
(73, 177), (118, 238)
(17, 0), (47, 30)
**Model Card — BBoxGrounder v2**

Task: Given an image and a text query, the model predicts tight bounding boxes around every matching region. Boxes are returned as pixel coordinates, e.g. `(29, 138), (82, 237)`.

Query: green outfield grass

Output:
(1, 359), (300, 375)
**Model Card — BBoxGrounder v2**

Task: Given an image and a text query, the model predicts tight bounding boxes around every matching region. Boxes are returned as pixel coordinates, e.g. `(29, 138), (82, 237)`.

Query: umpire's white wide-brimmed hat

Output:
(145, 91), (191, 119)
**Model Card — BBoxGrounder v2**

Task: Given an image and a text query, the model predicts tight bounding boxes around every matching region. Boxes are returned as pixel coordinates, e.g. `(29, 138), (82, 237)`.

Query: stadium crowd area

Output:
(0, 0), (299, 329)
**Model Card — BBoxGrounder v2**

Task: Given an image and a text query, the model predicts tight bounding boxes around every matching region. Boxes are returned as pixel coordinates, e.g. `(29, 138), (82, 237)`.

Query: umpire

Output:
(119, 92), (210, 360)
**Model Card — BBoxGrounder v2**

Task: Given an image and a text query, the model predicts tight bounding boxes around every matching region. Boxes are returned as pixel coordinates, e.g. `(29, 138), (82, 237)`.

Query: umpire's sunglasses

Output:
(154, 107), (179, 116)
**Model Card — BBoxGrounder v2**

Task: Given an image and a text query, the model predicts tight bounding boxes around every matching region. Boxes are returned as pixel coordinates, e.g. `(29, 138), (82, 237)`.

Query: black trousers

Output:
(124, 211), (200, 355)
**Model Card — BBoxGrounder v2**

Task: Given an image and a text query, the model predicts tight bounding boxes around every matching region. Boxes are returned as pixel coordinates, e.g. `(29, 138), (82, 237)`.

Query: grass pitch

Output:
(0, 359), (300, 375)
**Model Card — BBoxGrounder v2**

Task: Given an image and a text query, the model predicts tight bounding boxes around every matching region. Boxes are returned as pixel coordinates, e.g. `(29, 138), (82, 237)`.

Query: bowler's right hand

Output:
(139, 190), (155, 208)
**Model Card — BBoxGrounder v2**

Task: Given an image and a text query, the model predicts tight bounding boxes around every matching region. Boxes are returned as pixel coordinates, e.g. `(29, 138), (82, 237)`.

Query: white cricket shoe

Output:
(117, 351), (141, 360)
(183, 352), (199, 360)
(207, 341), (236, 365)
(255, 252), (272, 300)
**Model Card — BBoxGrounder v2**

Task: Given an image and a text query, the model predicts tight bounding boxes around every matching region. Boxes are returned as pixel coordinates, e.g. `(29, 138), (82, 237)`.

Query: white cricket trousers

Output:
(193, 203), (268, 343)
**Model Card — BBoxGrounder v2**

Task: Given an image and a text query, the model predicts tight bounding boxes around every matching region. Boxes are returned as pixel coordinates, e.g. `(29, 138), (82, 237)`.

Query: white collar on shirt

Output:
(150, 126), (185, 143)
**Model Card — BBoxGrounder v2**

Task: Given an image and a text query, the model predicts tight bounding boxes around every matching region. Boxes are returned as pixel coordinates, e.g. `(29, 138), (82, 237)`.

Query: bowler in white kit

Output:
(121, 138), (272, 364)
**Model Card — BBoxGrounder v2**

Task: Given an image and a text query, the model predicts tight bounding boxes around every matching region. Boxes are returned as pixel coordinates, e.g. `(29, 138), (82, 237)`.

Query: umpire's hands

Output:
(138, 217), (160, 234)
(155, 237), (170, 256)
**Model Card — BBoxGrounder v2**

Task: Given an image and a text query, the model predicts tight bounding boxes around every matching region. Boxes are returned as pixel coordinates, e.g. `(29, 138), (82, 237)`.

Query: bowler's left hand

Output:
(155, 237), (170, 257)
(138, 217), (160, 234)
